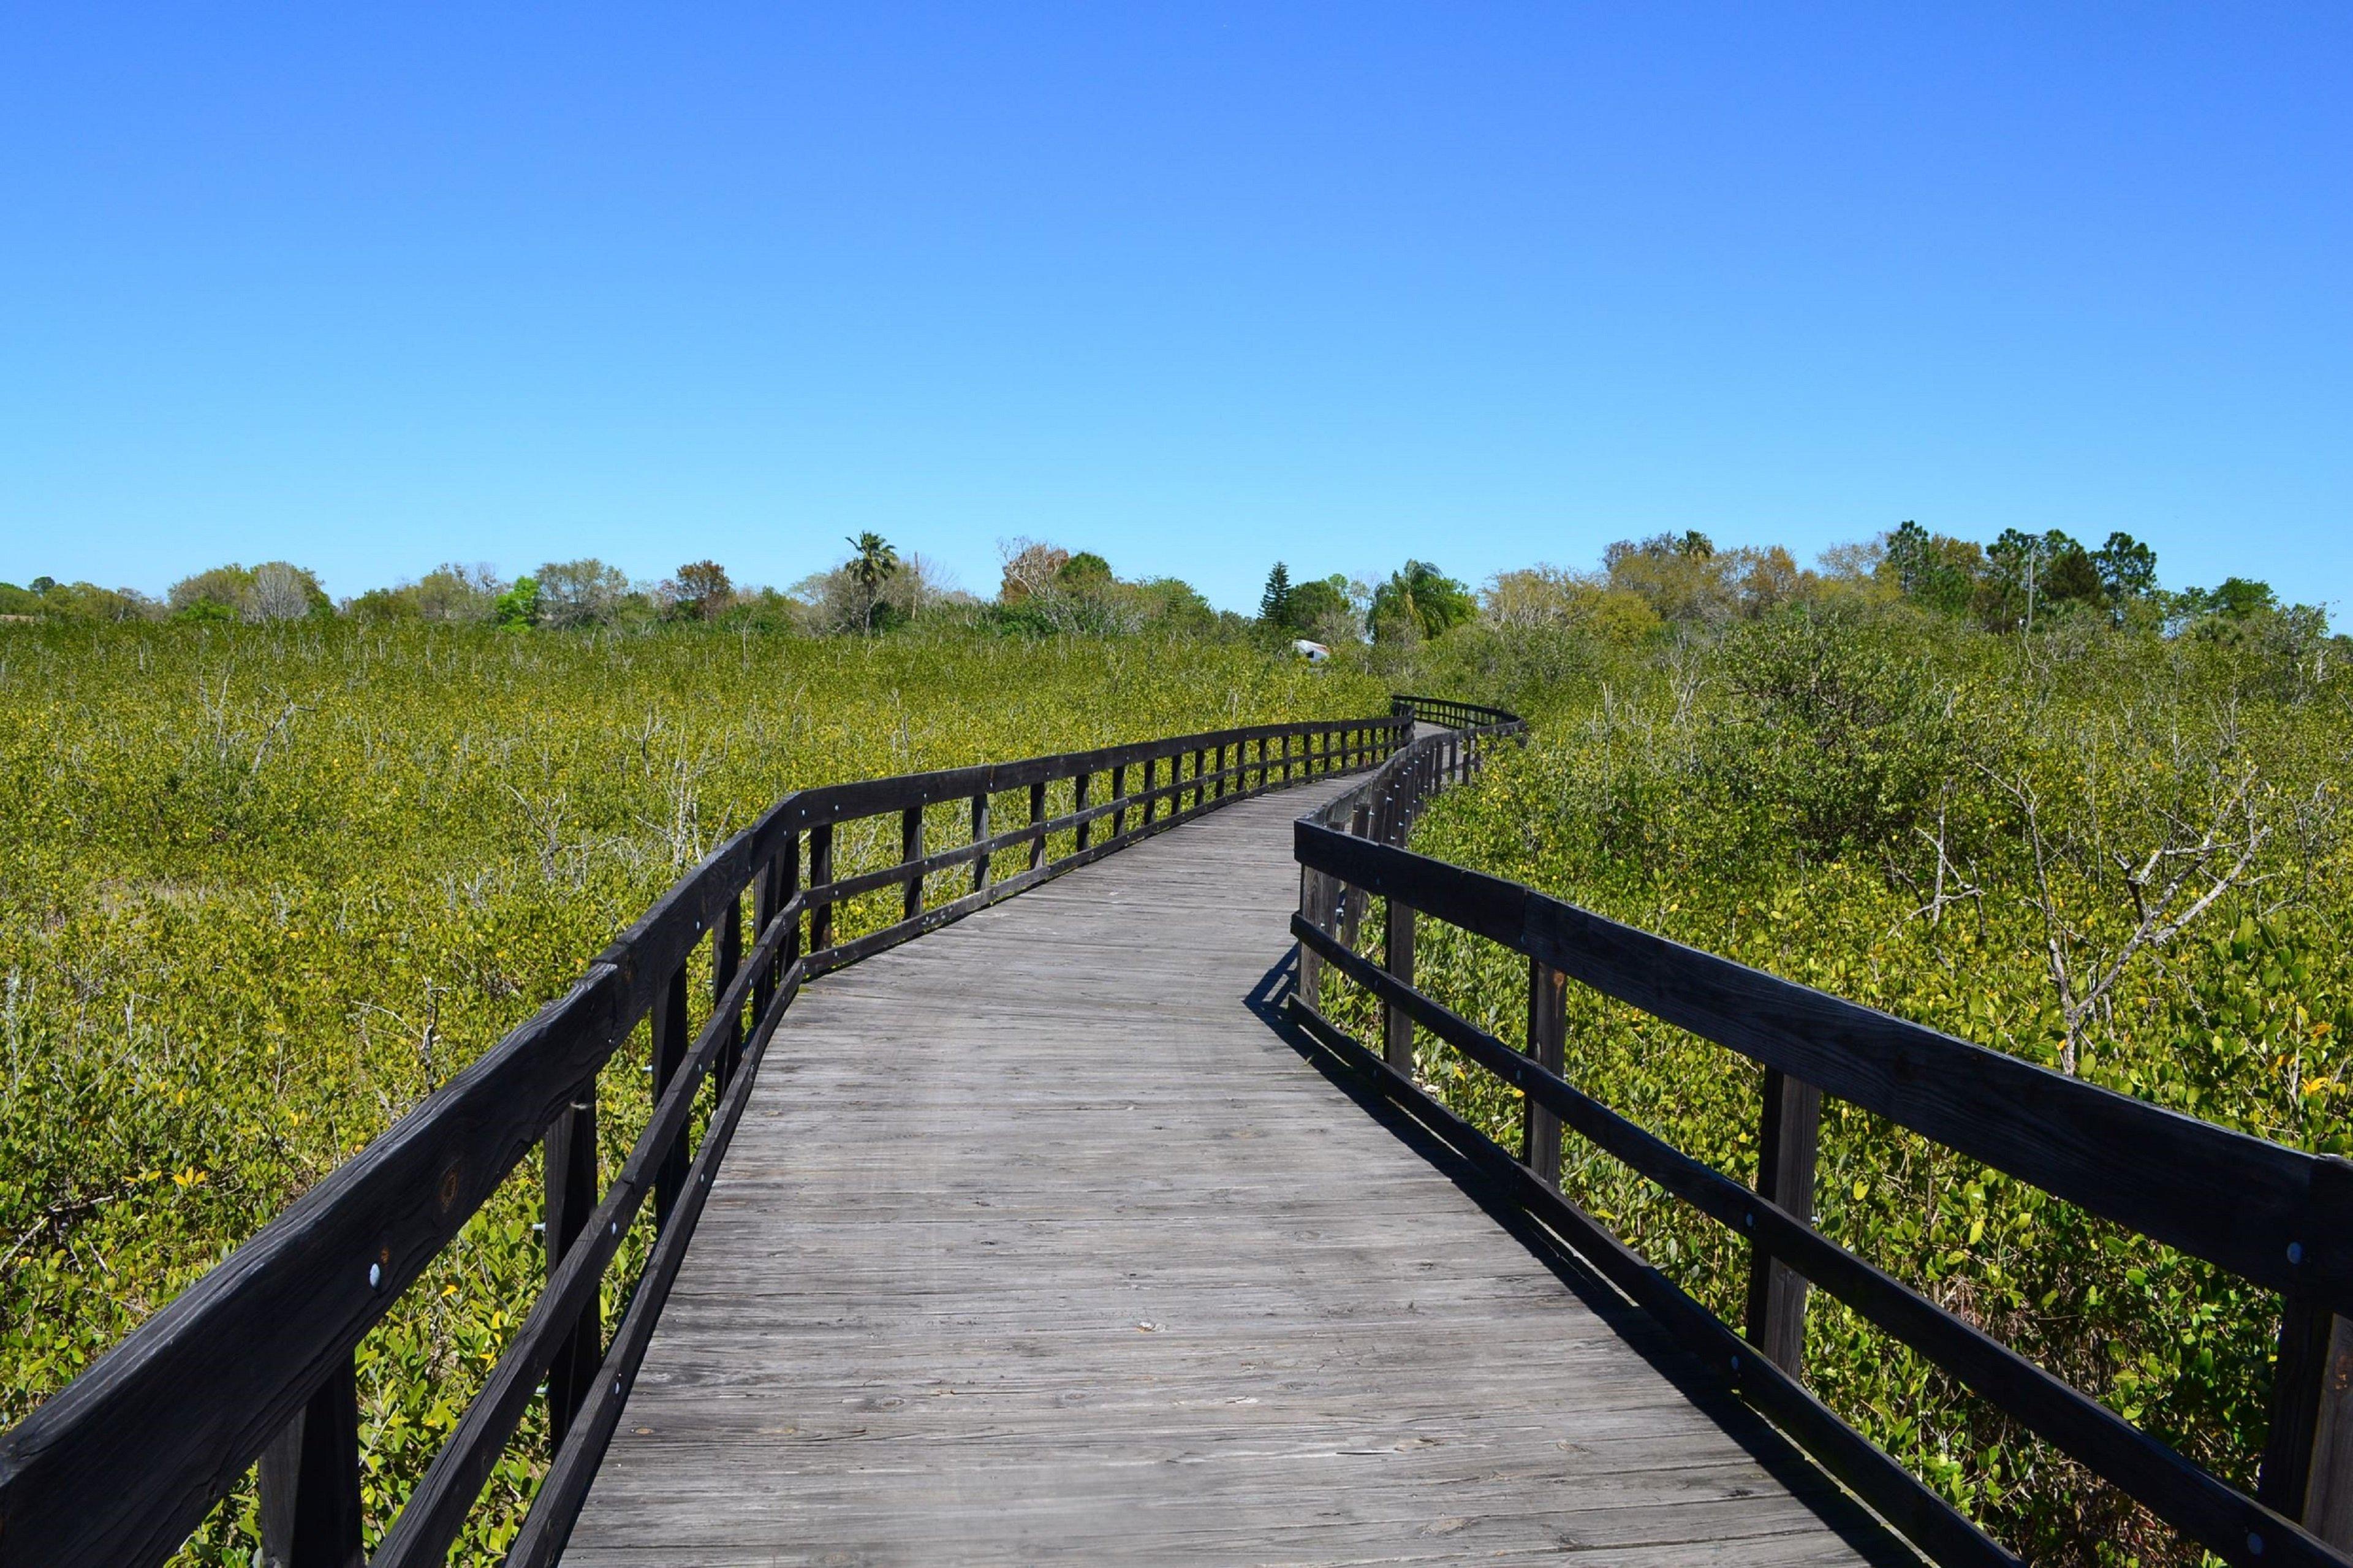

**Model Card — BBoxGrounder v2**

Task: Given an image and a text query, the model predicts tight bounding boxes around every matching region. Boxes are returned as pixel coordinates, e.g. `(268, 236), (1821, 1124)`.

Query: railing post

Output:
(1194, 748), (1207, 808)
(1074, 773), (1092, 852)
(1382, 896), (1415, 1072)
(751, 844), (779, 1036)
(808, 822), (835, 953)
(542, 1094), (599, 1449)
(1111, 765), (1126, 836)
(778, 830), (801, 980)
(259, 1352), (364, 1568)
(2292, 1314), (2353, 1546)
(901, 805), (925, 922)
(1337, 803), (1371, 950)
(1297, 867), (1325, 1007)
(1523, 959), (1565, 1186)
(1744, 1067), (1822, 1377)
(2263, 1290), (2346, 1525)
(714, 890), (743, 1089)
(1029, 781), (1048, 869)
(971, 791), (991, 893)
(1143, 756), (1158, 825)
(652, 961), (690, 1228)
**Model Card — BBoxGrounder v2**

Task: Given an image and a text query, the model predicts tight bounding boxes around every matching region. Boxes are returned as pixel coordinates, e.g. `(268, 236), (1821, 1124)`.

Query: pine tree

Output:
(1258, 562), (1294, 627)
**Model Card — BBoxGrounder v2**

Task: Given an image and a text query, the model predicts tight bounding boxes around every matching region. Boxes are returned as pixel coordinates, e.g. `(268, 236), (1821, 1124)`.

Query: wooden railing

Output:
(0, 713), (1406, 1568)
(1292, 704), (2353, 1568)
(1387, 692), (1521, 732)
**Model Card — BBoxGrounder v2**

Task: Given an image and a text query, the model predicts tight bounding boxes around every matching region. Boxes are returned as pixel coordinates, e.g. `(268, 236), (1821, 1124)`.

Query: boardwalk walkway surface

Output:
(567, 776), (1915, 1566)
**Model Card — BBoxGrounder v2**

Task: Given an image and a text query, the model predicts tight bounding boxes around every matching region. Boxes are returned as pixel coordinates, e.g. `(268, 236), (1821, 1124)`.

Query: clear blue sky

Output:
(4, 4), (2347, 613)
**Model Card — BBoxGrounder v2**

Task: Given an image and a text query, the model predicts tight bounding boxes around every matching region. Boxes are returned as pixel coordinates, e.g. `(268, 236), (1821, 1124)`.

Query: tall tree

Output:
(2093, 532), (2159, 611)
(1285, 575), (1352, 638)
(1258, 562), (1294, 627)
(535, 559), (631, 627)
(846, 532), (900, 635)
(672, 560), (734, 621)
(1986, 529), (2086, 632)
(1370, 560), (1474, 642)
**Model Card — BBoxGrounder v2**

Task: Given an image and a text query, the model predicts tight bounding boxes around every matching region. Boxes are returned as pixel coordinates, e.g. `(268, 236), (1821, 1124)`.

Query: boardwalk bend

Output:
(9, 698), (2353, 1565)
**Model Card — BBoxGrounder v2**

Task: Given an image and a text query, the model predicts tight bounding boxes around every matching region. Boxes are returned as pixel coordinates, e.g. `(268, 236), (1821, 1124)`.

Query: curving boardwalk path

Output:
(567, 776), (1915, 1566)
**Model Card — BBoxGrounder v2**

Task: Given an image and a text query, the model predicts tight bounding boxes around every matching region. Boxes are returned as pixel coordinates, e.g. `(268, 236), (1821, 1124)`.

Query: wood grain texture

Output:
(566, 779), (1912, 1567)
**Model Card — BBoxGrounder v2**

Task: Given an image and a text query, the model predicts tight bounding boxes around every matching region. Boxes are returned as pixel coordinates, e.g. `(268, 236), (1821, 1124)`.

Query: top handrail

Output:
(0, 710), (1406, 1568)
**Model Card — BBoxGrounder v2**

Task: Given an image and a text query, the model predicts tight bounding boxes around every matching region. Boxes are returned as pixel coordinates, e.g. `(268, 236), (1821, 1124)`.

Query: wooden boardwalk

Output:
(567, 776), (1915, 1566)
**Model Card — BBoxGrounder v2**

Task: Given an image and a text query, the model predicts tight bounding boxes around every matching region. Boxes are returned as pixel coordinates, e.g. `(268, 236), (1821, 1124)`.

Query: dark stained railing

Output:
(1387, 692), (1520, 732)
(0, 713), (1407, 1568)
(1292, 703), (2353, 1568)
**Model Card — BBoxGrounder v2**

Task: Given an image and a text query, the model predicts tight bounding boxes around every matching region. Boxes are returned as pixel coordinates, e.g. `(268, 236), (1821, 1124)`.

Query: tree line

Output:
(1, 522), (2327, 649)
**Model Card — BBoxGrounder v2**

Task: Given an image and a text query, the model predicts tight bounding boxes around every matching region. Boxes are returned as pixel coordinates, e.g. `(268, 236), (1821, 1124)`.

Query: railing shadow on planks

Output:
(1292, 700), (2353, 1568)
(0, 710), (1412, 1568)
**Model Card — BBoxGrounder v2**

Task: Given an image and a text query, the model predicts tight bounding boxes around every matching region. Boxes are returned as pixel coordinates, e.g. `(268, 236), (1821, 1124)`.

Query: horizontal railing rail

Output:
(0, 710), (1406, 1568)
(1291, 705), (2353, 1568)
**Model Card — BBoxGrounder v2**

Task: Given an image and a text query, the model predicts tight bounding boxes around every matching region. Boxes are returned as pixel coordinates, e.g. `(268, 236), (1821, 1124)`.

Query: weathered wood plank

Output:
(569, 781), (1909, 1566)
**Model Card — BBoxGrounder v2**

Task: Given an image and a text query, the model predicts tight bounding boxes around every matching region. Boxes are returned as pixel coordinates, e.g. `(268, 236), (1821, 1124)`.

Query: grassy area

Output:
(11, 599), (2350, 1566)
(0, 618), (1380, 1561)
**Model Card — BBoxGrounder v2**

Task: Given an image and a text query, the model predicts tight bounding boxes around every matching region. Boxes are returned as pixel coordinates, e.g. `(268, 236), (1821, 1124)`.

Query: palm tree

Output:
(846, 532), (900, 634)
(1370, 559), (1473, 642)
